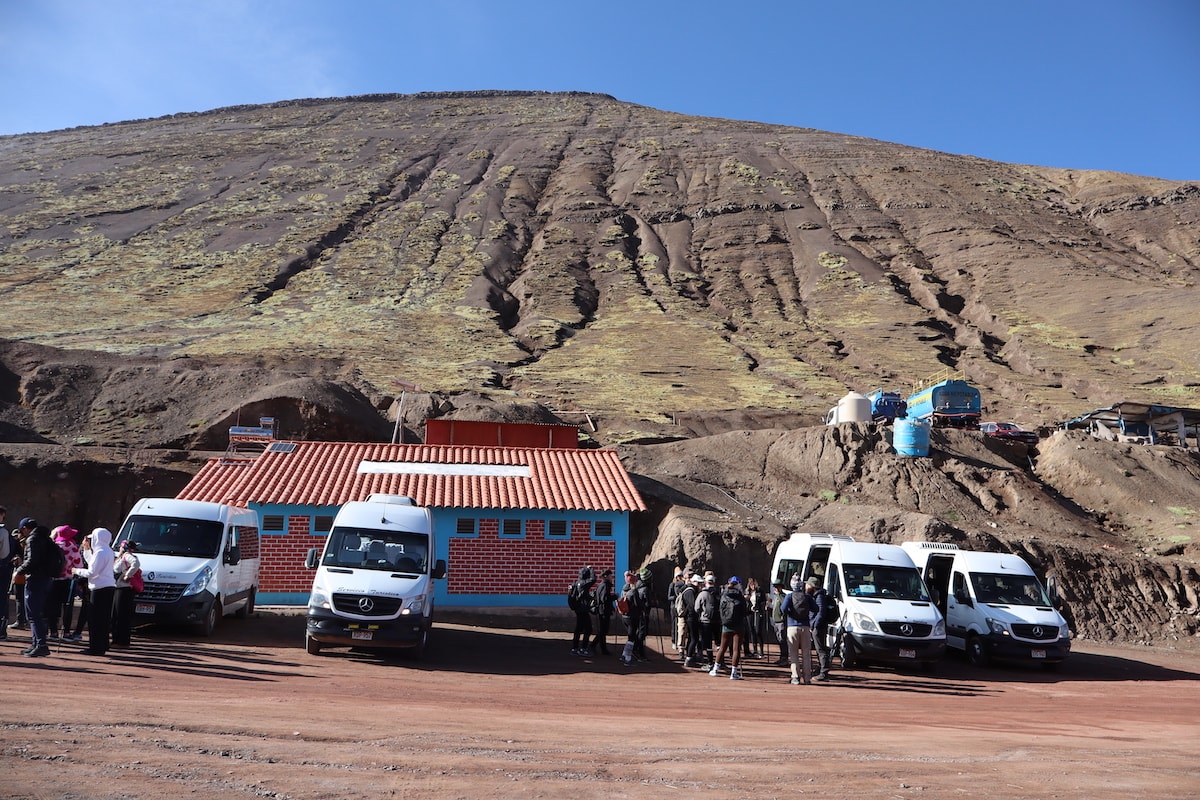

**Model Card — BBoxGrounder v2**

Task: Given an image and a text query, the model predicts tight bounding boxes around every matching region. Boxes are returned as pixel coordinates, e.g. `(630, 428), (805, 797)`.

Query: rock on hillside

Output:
(621, 425), (1200, 646)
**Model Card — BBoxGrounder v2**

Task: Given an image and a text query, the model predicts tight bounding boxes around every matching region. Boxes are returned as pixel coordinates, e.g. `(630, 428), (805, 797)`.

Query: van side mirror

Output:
(432, 559), (447, 579)
(1046, 574), (1060, 605)
(305, 548), (320, 569)
(224, 545), (241, 566)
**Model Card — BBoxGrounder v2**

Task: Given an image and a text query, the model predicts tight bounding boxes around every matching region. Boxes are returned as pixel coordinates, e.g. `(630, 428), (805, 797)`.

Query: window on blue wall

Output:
(547, 519), (568, 539)
(262, 514), (285, 533)
(501, 519), (524, 538)
(595, 520), (613, 537)
(314, 515), (334, 534)
(455, 517), (476, 536)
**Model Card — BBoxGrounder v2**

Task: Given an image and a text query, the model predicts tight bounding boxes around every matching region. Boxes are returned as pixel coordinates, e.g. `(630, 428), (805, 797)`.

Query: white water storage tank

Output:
(836, 391), (871, 424)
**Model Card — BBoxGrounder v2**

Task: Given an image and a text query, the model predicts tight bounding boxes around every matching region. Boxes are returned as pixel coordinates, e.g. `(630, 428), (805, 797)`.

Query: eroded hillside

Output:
(2, 91), (1198, 444)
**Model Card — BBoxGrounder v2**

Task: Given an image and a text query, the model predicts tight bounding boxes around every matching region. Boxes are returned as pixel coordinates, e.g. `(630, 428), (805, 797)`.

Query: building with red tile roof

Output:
(176, 440), (646, 607)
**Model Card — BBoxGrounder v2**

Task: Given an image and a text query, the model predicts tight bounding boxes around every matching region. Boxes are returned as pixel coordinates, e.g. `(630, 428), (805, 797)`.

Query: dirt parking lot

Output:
(2, 610), (1197, 800)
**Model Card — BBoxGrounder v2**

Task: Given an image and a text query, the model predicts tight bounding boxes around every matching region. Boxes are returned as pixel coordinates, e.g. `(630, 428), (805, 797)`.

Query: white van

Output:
(900, 541), (1071, 668)
(304, 494), (446, 657)
(771, 533), (945, 670)
(114, 498), (261, 635)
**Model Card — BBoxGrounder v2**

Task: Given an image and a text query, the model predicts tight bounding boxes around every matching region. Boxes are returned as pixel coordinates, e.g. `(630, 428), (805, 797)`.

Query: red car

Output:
(980, 421), (1039, 446)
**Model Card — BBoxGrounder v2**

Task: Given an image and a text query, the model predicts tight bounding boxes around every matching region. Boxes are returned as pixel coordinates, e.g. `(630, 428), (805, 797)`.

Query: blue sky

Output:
(3, 0), (1198, 180)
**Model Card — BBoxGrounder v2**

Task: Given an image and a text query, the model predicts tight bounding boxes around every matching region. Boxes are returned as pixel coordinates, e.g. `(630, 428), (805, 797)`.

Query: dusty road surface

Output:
(2, 610), (1197, 800)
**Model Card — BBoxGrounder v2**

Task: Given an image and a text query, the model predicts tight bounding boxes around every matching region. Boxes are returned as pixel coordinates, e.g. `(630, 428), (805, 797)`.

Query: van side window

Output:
(952, 572), (969, 602)
(828, 564), (842, 599)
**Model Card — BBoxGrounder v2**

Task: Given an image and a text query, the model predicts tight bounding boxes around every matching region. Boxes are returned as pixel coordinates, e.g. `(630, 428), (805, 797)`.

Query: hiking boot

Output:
(23, 645), (51, 658)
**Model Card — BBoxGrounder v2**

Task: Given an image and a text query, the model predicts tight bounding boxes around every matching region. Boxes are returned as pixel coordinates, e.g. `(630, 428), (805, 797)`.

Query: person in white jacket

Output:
(73, 527), (116, 656)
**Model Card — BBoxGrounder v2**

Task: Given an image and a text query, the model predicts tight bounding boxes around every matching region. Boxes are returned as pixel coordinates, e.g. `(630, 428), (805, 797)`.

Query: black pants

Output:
(87, 586), (115, 654)
(112, 587), (137, 646)
(571, 609), (593, 649)
(591, 614), (611, 653)
(46, 579), (72, 635)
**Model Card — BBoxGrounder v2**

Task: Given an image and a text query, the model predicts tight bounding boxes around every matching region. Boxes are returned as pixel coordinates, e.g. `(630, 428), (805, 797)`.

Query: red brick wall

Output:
(447, 517), (616, 595)
(260, 516), (322, 593)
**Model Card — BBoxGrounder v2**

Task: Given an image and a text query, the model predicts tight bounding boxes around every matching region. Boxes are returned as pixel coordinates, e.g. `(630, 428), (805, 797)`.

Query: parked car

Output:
(980, 421), (1039, 446)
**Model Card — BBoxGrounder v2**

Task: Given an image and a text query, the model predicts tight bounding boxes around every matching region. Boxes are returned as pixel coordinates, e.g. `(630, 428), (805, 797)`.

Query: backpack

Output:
(719, 590), (746, 628)
(567, 582), (583, 612)
(820, 590), (840, 626)
(770, 593), (786, 624)
(0, 528), (9, 561)
(616, 587), (633, 616)
(675, 585), (694, 618)
(48, 540), (66, 578)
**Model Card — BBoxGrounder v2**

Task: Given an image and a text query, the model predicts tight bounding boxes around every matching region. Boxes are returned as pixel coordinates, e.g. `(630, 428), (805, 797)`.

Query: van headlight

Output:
(308, 587), (331, 611)
(182, 567), (214, 597)
(933, 619), (945, 637)
(850, 611), (879, 633)
(401, 594), (428, 616)
(986, 618), (1010, 636)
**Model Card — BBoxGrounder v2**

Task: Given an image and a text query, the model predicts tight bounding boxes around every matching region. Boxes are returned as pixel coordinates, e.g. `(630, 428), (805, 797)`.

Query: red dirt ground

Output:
(2, 609), (1197, 800)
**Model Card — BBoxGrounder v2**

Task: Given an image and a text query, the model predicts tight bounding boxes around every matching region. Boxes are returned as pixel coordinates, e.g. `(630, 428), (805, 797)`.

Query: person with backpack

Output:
(785, 574), (818, 685)
(694, 573), (719, 666)
(710, 576), (748, 679)
(666, 566), (686, 652)
(568, 566), (597, 656)
(6, 516), (33, 632)
(808, 576), (836, 682)
(589, 568), (615, 655)
(769, 581), (789, 665)
(14, 522), (61, 657)
(675, 572), (699, 665)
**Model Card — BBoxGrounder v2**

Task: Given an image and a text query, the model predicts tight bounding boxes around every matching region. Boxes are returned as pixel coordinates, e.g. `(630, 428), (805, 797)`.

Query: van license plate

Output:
(900, 648), (916, 659)
(1031, 649), (1046, 659)
(351, 630), (373, 641)
(135, 603), (156, 615)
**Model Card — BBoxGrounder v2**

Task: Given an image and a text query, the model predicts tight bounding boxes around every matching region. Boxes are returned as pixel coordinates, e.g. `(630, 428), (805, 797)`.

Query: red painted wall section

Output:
(447, 518), (616, 595)
(259, 516), (324, 593)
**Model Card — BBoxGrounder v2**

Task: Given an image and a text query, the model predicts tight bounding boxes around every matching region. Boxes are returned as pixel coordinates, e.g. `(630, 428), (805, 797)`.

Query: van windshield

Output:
(116, 515), (224, 558)
(324, 527), (429, 573)
(970, 572), (1049, 606)
(843, 565), (930, 601)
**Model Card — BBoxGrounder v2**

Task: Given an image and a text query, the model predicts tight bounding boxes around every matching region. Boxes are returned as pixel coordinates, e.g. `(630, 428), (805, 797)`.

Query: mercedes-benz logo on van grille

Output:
(900, 623), (914, 636)
(146, 572), (155, 581)
(358, 597), (375, 613)
(1032, 625), (1044, 638)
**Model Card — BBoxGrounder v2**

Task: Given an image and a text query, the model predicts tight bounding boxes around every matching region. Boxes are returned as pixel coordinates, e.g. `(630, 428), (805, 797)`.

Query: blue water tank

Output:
(894, 418), (931, 457)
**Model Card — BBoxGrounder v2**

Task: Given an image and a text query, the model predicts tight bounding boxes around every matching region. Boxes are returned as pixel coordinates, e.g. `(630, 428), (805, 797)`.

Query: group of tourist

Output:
(568, 563), (838, 684)
(1, 505), (142, 658)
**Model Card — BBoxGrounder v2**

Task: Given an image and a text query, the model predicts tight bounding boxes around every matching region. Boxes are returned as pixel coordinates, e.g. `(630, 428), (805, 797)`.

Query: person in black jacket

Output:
(15, 523), (57, 657)
(590, 568), (615, 655)
(569, 566), (596, 656)
(808, 578), (835, 681)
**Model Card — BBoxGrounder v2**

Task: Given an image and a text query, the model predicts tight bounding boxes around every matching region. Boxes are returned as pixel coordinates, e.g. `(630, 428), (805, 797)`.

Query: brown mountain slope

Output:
(2, 91), (1198, 444)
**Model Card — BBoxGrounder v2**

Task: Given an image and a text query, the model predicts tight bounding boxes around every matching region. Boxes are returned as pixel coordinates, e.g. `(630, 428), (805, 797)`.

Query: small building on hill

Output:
(176, 438), (646, 608)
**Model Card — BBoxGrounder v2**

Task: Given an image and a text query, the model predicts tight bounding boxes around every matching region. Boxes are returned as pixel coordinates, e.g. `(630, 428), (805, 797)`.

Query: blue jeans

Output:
(24, 575), (53, 650)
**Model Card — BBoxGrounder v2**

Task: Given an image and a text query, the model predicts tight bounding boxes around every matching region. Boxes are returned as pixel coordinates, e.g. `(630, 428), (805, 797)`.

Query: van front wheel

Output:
(305, 633), (324, 656)
(201, 600), (221, 637)
(966, 635), (989, 667)
(839, 638), (858, 670)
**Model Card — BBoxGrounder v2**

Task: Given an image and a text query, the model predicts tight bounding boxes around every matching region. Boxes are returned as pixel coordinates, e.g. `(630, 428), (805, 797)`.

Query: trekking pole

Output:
(654, 606), (665, 654)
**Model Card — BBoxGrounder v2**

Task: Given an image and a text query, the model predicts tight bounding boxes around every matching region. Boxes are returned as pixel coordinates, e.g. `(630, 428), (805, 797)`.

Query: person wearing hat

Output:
(5, 516), (35, 631)
(675, 572), (701, 666)
(709, 576), (748, 679)
(14, 523), (60, 657)
(568, 566), (597, 656)
(769, 580), (789, 664)
(695, 573), (719, 666)
(589, 568), (615, 655)
(785, 574), (818, 685)
(666, 566), (686, 652)
(617, 569), (648, 665)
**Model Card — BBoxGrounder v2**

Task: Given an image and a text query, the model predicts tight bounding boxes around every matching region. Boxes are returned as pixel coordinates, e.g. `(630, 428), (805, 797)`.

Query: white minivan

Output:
(114, 497), (261, 635)
(901, 541), (1071, 668)
(772, 533), (946, 670)
(304, 494), (446, 657)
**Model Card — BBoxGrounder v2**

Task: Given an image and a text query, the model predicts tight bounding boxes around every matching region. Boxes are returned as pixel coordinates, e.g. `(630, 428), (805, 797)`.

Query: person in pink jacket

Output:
(47, 525), (82, 640)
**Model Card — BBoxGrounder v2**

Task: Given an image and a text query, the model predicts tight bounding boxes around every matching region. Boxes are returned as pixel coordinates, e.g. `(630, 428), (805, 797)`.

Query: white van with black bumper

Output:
(304, 494), (446, 657)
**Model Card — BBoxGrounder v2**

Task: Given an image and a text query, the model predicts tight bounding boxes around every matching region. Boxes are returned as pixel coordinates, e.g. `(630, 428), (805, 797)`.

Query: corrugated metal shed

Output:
(177, 441), (646, 512)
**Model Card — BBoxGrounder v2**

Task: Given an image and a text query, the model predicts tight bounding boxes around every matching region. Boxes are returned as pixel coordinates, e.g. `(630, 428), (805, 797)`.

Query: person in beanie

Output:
(710, 576), (748, 679)
(15, 523), (58, 657)
(694, 574), (719, 666)
(569, 566), (596, 656)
